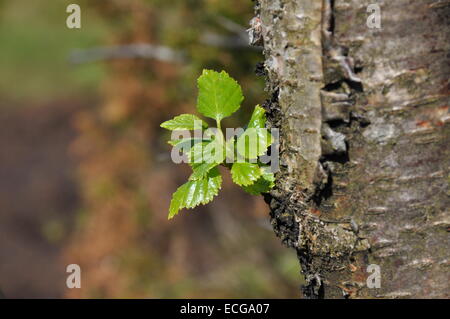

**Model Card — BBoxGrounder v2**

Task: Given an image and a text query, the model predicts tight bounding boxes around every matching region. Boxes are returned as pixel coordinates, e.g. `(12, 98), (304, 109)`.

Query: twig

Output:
(215, 16), (248, 41)
(199, 32), (259, 50)
(69, 17), (259, 64)
(69, 43), (186, 65)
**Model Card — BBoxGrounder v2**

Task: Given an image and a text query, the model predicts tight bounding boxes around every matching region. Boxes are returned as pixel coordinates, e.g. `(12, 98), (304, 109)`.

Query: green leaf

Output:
(189, 162), (219, 180)
(188, 138), (225, 165)
(168, 182), (190, 219)
(236, 128), (273, 160)
(161, 114), (208, 131)
(242, 170), (275, 195)
(231, 162), (262, 186)
(168, 168), (222, 219)
(168, 138), (211, 158)
(197, 70), (243, 122)
(247, 105), (266, 129)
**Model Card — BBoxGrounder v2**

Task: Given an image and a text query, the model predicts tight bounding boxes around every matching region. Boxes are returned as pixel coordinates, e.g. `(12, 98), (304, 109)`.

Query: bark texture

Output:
(254, 0), (450, 298)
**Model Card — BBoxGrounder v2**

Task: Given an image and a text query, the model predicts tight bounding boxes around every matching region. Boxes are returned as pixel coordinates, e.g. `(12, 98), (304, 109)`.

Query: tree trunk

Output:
(254, 0), (450, 298)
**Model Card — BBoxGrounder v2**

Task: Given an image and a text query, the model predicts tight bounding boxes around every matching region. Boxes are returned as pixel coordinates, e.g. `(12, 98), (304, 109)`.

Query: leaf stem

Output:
(216, 119), (222, 131)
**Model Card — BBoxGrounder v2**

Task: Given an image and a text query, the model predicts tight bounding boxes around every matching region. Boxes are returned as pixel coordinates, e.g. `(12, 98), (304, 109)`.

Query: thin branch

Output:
(215, 16), (248, 41)
(69, 43), (186, 65)
(69, 17), (258, 65)
(199, 32), (260, 50)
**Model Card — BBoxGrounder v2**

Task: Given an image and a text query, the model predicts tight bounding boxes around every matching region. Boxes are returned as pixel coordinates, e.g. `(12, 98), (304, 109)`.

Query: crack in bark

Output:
(254, 0), (372, 298)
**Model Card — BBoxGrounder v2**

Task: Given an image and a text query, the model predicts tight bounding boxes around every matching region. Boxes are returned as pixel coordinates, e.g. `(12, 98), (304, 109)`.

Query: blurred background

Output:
(0, 0), (299, 298)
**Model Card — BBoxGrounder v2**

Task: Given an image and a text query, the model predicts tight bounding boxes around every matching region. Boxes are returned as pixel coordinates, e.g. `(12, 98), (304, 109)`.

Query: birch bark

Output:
(255, 0), (450, 298)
